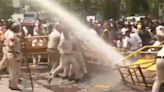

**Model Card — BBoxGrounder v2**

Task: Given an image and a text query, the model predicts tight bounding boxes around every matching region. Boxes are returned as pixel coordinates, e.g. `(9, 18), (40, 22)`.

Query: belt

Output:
(156, 56), (164, 59)
(8, 50), (20, 55)
(61, 53), (73, 55)
(48, 48), (57, 50)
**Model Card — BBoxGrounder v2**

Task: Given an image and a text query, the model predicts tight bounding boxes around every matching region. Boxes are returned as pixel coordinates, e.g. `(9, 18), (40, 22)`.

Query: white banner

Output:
(13, 0), (21, 8)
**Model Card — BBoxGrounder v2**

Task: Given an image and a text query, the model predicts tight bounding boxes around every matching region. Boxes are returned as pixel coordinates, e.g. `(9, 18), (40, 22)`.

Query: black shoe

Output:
(9, 87), (22, 91)
(18, 79), (22, 84)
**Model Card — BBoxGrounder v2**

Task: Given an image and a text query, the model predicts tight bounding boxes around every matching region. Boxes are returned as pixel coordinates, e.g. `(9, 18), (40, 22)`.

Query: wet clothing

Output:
(51, 32), (81, 79)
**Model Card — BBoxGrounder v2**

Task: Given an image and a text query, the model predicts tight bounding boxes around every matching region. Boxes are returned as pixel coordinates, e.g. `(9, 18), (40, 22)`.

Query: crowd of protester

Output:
(0, 16), (163, 52)
(87, 17), (164, 51)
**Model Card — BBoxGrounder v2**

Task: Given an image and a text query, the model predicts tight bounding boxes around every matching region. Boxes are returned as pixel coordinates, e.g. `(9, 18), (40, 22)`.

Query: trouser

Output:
(0, 55), (8, 70)
(69, 52), (87, 78)
(47, 49), (60, 74)
(77, 52), (88, 74)
(7, 53), (22, 88)
(51, 54), (81, 79)
(152, 58), (164, 92)
(32, 55), (41, 65)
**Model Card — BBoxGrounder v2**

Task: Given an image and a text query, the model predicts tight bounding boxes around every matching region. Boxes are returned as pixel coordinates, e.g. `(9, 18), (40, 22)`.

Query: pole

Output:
(48, 77), (53, 84)
(22, 42), (34, 91)
(23, 53), (34, 91)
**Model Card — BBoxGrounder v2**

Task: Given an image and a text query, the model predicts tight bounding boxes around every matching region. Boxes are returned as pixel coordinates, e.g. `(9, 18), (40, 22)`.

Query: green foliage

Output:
(125, 0), (150, 15)
(96, 0), (121, 19)
(0, 0), (13, 18)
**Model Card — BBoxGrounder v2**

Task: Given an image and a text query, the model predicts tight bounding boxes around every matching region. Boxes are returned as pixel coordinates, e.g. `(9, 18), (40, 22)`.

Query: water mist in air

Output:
(34, 0), (124, 67)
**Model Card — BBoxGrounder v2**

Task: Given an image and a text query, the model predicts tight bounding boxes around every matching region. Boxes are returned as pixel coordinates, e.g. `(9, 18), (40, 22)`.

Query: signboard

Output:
(13, 0), (21, 8)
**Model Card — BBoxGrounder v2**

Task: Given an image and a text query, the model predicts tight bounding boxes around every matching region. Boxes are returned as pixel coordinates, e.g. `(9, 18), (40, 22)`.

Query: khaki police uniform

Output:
(6, 30), (22, 89)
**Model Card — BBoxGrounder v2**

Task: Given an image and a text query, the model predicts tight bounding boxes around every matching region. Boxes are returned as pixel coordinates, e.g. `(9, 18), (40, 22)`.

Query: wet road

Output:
(0, 62), (152, 92)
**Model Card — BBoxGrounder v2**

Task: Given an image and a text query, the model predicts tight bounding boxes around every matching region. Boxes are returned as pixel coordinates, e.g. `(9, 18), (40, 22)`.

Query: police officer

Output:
(152, 27), (164, 92)
(69, 36), (88, 79)
(5, 23), (22, 91)
(50, 29), (81, 82)
(47, 24), (61, 75)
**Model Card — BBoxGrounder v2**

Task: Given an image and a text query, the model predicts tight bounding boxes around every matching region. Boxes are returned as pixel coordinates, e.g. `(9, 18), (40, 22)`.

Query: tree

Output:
(0, 0), (13, 18)
(124, 0), (150, 16)
(96, 0), (121, 19)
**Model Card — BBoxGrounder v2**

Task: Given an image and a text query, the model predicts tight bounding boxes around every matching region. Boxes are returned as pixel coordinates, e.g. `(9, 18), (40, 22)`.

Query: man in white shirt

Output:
(48, 27), (61, 74)
(122, 31), (142, 51)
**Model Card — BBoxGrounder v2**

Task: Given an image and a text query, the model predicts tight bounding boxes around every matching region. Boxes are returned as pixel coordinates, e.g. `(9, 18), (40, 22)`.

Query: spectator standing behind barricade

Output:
(138, 24), (152, 46)
(32, 38), (44, 66)
(22, 26), (28, 36)
(33, 23), (41, 36)
(42, 21), (49, 35)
